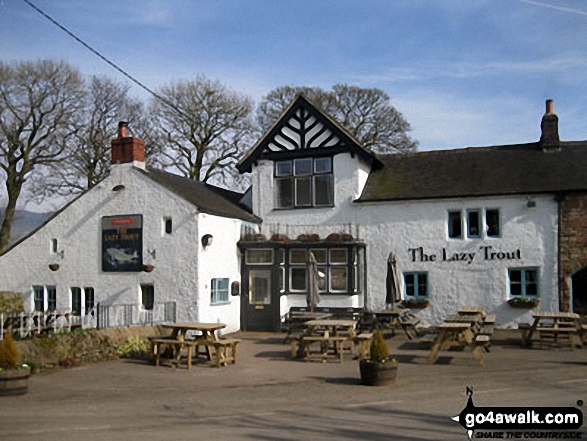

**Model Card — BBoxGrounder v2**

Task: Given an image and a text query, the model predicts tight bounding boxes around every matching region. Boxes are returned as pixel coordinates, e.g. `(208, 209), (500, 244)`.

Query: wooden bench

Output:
(300, 335), (349, 362)
(213, 338), (240, 368)
(419, 333), (438, 345)
(150, 338), (198, 369)
(400, 317), (421, 339)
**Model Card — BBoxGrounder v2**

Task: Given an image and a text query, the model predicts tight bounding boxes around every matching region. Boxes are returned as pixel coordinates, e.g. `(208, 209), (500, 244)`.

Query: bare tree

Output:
(257, 84), (418, 154)
(28, 76), (148, 199)
(0, 60), (85, 253)
(149, 76), (256, 189)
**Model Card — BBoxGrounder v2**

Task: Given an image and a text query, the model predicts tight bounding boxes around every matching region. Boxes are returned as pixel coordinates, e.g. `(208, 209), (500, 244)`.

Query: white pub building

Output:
(1, 96), (586, 333)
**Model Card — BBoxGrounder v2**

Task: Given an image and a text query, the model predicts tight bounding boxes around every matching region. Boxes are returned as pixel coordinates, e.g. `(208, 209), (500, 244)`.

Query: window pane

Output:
(404, 274), (415, 297)
(33, 286), (44, 312)
(141, 285), (154, 310)
(330, 249), (348, 264)
(84, 287), (95, 314)
(276, 178), (293, 208)
(314, 175), (333, 206)
(249, 271), (271, 304)
(314, 157), (332, 174)
(47, 286), (57, 311)
(291, 268), (307, 291)
(246, 249), (273, 264)
(71, 287), (82, 316)
(310, 249), (327, 264)
(467, 210), (481, 237)
(290, 249), (306, 264)
(295, 177), (312, 206)
(417, 275), (428, 296)
(486, 209), (500, 237)
(330, 267), (348, 292)
(448, 211), (462, 238)
(510, 270), (521, 282)
(276, 160), (292, 177)
(317, 266), (327, 292)
(294, 158), (312, 176)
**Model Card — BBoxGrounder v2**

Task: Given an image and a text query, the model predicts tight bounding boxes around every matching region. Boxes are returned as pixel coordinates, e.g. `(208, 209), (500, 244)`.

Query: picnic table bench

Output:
(518, 312), (581, 349)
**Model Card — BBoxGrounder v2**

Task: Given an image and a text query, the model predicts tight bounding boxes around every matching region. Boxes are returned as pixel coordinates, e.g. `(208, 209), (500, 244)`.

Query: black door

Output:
(242, 268), (280, 331)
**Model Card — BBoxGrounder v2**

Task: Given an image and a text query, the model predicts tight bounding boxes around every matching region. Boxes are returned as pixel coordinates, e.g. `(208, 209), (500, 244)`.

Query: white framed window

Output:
(275, 157), (334, 209)
(33, 285), (57, 312)
(404, 272), (428, 298)
(71, 287), (95, 316)
(509, 268), (539, 298)
(211, 278), (230, 305)
(329, 248), (348, 293)
(449, 208), (501, 239)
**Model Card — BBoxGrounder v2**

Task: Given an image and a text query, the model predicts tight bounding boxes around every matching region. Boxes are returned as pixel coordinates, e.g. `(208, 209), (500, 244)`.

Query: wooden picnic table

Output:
(283, 311), (332, 339)
(519, 312), (581, 349)
(153, 322), (239, 369)
(374, 308), (419, 339)
(299, 319), (357, 362)
(427, 322), (485, 366)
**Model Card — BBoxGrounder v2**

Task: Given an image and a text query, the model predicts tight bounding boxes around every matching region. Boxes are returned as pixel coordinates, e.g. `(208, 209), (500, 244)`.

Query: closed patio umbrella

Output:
(306, 251), (321, 312)
(385, 252), (401, 309)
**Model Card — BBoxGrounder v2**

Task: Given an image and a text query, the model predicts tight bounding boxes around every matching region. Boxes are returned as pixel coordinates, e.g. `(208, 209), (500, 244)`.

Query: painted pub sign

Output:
(101, 215), (143, 272)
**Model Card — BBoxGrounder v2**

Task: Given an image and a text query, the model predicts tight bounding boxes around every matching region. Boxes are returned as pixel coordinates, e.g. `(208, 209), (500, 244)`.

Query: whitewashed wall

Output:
(196, 213), (242, 334)
(0, 164), (242, 329)
(249, 152), (559, 328)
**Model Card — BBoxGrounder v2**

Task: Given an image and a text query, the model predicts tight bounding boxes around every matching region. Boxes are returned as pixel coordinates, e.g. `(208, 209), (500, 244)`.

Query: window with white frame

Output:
(329, 248), (348, 293)
(404, 272), (428, 298)
(448, 208), (500, 239)
(274, 157), (334, 209)
(211, 278), (230, 304)
(71, 287), (95, 316)
(509, 268), (539, 298)
(245, 249), (273, 265)
(289, 249), (307, 292)
(33, 285), (57, 312)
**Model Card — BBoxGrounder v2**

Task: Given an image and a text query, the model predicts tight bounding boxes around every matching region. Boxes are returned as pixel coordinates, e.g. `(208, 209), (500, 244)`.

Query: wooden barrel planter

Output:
(359, 359), (398, 386)
(0, 367), (31, 396)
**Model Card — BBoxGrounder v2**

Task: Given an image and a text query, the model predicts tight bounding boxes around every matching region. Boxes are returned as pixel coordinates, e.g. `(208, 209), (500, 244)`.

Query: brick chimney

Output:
(540, 99), (560, 150)
(111, 121), (146, 169)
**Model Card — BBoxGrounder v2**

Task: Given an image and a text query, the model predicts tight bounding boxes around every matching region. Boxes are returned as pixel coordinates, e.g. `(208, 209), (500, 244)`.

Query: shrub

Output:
(0, 333), (19, 370)
(115, 336), (150, 358)
(369, 330), (390, 363)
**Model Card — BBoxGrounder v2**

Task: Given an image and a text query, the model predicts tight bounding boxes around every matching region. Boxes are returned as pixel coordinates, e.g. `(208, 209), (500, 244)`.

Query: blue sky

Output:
(2, 0), (587, 153)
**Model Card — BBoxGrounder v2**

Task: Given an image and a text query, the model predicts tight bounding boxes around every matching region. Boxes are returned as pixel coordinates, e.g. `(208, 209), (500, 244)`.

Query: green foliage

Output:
(369, 330), (390, 363)
(115, 336), (150, 358)
(508, 297), (540, 308)
(0, 333), (19, 370)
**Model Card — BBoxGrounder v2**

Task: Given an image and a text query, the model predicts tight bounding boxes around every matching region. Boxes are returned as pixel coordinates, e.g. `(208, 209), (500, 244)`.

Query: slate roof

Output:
(141, 169), (261, 223)
(357, 141), (587, 202)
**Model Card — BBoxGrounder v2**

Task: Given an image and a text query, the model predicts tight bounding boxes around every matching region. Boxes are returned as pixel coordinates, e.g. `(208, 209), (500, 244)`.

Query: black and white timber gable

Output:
(237, 94), (382, 173)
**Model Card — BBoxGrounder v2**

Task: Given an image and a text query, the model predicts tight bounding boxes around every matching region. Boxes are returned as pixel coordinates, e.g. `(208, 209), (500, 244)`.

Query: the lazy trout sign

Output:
(408, 245), (521, 265)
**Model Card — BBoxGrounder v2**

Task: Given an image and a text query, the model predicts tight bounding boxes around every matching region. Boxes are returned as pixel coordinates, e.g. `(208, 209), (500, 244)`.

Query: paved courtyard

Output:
(1, 330), (586, 440)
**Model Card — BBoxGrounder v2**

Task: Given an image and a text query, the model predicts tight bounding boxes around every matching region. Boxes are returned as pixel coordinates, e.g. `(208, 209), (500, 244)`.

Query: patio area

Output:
(1, 329), (586, 440)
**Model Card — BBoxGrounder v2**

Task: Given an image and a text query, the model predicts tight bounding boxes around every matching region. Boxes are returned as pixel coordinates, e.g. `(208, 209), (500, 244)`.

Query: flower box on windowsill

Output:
(507, 297), (540, 308)
(400, 299), (430, 309)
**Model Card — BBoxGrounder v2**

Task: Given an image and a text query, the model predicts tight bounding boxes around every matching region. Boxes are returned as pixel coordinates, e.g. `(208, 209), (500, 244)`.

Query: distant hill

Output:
(0, 210), (54, 246)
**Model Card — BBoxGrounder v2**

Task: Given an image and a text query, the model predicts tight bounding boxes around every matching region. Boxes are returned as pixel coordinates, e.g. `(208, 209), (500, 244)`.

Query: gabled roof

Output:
(357, 141), (587, 202)
(237, 94), (382, 173)
(141, 169), (261, 223)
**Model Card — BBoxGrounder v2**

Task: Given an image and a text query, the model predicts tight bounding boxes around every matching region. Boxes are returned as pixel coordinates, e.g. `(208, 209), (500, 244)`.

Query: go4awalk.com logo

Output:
(452, 388), (584, 440)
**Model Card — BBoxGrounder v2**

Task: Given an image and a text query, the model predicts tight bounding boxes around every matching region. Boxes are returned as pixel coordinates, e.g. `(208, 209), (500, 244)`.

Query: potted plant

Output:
(508, 297), (540, 308)
(0, 333), (30, 396)
(359, 330), (398, 386)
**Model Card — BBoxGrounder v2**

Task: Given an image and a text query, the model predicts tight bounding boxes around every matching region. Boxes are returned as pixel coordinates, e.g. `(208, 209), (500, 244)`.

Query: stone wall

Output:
(559, 192), (587, 311)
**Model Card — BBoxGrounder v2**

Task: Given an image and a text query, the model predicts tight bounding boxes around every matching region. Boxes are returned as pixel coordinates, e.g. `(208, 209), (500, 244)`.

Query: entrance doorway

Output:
(571, 267), (587, 315)
(242, 269), (280, 332)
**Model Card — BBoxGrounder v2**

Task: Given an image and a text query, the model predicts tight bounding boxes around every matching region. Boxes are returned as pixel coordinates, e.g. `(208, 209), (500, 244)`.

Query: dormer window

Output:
(275, 157), (334, 209)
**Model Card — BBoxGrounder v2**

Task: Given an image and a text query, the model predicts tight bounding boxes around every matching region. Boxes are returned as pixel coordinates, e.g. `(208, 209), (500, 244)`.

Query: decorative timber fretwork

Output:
(237, 94), (382, 173)
(267, 105), (342, 152)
